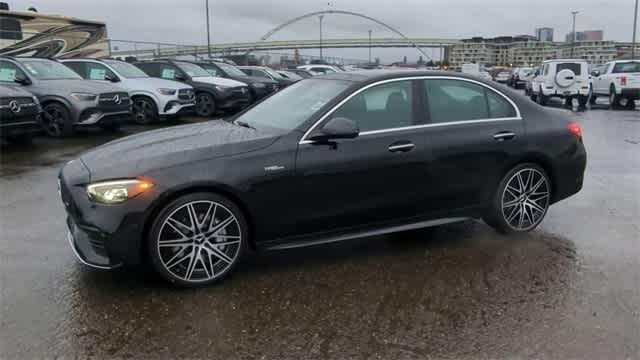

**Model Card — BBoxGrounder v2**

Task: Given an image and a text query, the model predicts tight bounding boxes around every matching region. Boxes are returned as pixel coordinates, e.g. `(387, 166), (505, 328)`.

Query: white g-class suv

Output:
(62, 59), (195, 124)
(531, 59), (590, 108)
(589, 60), (639, 110)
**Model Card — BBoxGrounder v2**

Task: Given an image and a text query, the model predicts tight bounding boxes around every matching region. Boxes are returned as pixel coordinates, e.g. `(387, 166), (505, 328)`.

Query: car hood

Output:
(0, 84), (35, 97)
(81, 120), (280, 180)
(192, 76), (247, 87)
(230, 75), (278, 85)
(123, 77), (191, 90)
(32, 79), (127, 95)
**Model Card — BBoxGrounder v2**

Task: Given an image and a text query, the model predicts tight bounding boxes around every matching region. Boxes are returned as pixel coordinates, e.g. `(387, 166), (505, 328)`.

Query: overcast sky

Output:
(8, 0), (638, 62)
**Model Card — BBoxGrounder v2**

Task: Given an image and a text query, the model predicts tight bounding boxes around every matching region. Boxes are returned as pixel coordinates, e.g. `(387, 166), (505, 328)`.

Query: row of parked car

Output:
(0, 56), (343, 143)
(498, 59), (639, 110)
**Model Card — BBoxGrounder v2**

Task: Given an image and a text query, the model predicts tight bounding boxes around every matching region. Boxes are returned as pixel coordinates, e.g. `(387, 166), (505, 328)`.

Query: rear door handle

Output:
(388, 142), (415, 152)
(493, 132), (516, 141)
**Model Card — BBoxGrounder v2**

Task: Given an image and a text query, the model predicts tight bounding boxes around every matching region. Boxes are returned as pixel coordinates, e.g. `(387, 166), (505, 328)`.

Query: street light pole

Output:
(205, 0), (212, 59)
(571, 11), (579, 57)
(368, 30), (372, 64)
(633, 0), (638, 58)
(319, 15), (324, 62)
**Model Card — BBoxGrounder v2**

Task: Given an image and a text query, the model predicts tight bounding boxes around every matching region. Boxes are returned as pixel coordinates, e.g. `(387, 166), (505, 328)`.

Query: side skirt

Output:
(261, 217), (470, 251)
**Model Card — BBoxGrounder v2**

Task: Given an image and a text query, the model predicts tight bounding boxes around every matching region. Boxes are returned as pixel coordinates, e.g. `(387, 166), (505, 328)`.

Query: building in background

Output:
(535, 27), (554, 42)
(565, 30), (604, 42)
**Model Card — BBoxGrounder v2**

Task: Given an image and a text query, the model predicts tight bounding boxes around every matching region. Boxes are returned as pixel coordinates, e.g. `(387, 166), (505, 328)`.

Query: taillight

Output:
(569, 122), (583, 138)
(620, 76), (627, 86)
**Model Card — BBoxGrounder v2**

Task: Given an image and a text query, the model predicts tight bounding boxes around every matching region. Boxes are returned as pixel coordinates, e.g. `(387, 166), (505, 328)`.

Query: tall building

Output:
(535, 27), (554, 42)
(566, 30), (604, 42)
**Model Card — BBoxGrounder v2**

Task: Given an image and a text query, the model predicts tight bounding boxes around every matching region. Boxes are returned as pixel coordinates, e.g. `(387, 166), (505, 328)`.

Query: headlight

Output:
(157, 88), (177, 95)
(87, 179), (154, 205)
(214, 85), (229, 92)
(32, 95), (40, 105)
(70, 93), (97, 102)
(252, 82), (265, 88)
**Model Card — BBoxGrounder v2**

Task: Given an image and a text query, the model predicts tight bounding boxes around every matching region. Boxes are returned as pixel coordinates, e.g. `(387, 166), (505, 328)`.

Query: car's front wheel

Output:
(195, 92), (216, 117)
(132, 97), (158, 125)
(148, 192), (248, 287)
(484, 164), (551, 234)
(42, 103), (73, 137)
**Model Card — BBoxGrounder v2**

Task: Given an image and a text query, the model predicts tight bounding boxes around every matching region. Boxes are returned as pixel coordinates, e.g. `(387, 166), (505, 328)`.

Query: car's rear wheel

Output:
(132, 97), (158, 125)
(537, 87), (548, 106)
(610, 86), (621, 109)
(625, 99), (637, 110)
(195, 92), (216, 117)
(484, 163), (551, 234)
(42, 103), (73, 137)
(148, 192), (248, 287)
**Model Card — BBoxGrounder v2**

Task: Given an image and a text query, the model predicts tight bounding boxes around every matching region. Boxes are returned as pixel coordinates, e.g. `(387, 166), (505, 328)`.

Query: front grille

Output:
(0, 97), (40, 120)
(0, 97), (36, 106)
(178, 88), (195, 101)
(98, 92), (130, 108)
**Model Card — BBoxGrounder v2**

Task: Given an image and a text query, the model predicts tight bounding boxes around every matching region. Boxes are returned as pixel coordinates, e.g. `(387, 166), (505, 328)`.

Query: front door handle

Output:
(493, 131), (516, 141)
(388, 142), (415, 153)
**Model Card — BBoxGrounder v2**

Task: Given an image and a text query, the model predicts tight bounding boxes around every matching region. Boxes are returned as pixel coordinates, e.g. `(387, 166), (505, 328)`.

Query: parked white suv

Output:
(589, 60), (639, 109)
(62, 59), (195, 124)
(531, 59), (590, 108)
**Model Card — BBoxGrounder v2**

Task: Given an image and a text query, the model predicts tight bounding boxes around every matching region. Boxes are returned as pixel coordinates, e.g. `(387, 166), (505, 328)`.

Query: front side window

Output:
(612, 61), (640, 74)
(19, 60), (81, 80)
(331, 80), (414, 132)
(234, 79), (350, 132)
(158, 65), (181, 80)
(200, 63), (222, 77)
(216, 63), (247, 77)
(0, 60), (23, 82)
(85, 62), (117, 80)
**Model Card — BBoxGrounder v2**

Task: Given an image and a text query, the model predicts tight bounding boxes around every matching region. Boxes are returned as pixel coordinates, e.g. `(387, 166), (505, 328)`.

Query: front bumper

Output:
(77, 110), (131, 125)
(67, 217), (122, 269)
(162, 101), (195, 115)
(0, 115), (40, 137)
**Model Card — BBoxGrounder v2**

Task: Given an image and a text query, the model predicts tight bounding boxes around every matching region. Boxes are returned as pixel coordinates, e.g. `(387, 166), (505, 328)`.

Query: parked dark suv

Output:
(0, 84), (41, 142)
(193, 61), (279, 103)
(134, 60), (250, 117)
(0, 57), (131, 137)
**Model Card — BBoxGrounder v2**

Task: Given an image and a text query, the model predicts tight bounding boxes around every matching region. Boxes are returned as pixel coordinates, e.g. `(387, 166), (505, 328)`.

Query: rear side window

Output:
(612, 62), (640, 73)
(424, 79), (516, 123)
(556, 63), (582, 75)
(135, 63), (159, 77)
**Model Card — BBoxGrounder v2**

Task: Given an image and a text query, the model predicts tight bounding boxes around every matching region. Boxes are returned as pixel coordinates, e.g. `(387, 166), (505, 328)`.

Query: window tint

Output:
(486, 89), (516, 118)
(332, 80), (414, 132)
(0, 60), (21, 82)
(158, 65), (180, 80)
(200, 64), (222, 77)
(556, 63), (582, 74)
(63, 62), (87, 78)
(612, 62), (640, 73)
(424, 79), (488, 123)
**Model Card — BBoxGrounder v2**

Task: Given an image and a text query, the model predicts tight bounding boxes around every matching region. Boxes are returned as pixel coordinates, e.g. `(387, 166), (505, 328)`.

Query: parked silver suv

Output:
(61, 59), (195, 124)
(0, 57), (131, 137)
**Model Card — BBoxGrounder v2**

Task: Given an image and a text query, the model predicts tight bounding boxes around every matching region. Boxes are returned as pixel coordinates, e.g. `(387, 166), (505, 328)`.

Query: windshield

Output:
(20, 60), (82, 80)
(175, 62), (211, 77)
(104, 61), (149, 78)
(263, 67), (285, 79)
(234, 79), (350, 131)
(612, 62), (640, 73)
(216, 62), (247, 77)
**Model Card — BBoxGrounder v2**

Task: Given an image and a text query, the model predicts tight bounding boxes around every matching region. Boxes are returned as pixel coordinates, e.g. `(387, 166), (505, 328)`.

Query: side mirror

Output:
(591, 70), (600, 77)
(105, 74), (120, 82)
(309, 117), (359, 142)
(14, 74), (31, 85)
(175, 73), (186, 81)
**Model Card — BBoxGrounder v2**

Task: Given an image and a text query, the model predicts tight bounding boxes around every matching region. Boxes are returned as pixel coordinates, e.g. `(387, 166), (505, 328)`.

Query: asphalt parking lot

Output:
(0, 96), (639, 359)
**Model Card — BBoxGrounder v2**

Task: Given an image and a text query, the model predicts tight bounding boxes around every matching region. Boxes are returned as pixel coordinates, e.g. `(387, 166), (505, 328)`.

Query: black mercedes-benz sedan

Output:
(59, 71), (586, 287)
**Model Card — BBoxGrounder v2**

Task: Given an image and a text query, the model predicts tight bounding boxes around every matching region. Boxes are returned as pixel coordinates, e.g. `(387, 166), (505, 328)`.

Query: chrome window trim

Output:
(298, 75), (522, 145)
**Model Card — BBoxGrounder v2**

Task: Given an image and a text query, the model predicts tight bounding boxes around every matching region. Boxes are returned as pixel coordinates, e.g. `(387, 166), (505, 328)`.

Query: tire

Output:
(610, 86), (621, 109)
(132, 96), (158, 125)
(625, 99), (637, 110)
(530, 90), (537, 102)
(195, 92), (216, 117)
(537, 87), (548, 106)
(589, 92), (597, 105)
(148, 192), (248, 287)
(42, 103), (73, 137)
(578, 95), (588, 108)
(484, 163), (551, 234)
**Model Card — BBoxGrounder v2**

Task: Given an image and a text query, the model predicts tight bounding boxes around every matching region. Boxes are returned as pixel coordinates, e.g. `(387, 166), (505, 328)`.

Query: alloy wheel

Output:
(44, 107), (65, 137)
(133, 99), (154, 124)
(501, 168), (550, 231)
(196, 94), (214, 117)
(156, 200), (242, 282)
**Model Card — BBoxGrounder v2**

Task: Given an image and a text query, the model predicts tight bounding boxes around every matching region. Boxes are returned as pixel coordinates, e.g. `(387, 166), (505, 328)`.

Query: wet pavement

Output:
(0, 100), (639, 359)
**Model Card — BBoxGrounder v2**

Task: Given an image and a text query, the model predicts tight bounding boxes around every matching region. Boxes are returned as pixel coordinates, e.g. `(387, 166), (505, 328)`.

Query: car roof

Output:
(318, 70), (498, 84)
(543, 59), (588, 63)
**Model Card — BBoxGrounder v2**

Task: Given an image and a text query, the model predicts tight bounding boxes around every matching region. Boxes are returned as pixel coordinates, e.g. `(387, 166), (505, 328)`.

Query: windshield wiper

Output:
(234, 120), (256, 130)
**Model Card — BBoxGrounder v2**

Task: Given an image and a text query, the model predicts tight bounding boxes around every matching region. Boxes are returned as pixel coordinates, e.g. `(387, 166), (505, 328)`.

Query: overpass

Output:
(110, 37), (461, 59)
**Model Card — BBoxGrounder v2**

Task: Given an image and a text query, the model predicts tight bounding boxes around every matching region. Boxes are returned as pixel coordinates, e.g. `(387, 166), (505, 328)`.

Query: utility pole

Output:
(319, 15), (324, 62)
(368, 30), (372, 64)
(205, 0), (212, 59)
(633, 0), (638, 58)
(571, 11), (579, 57)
